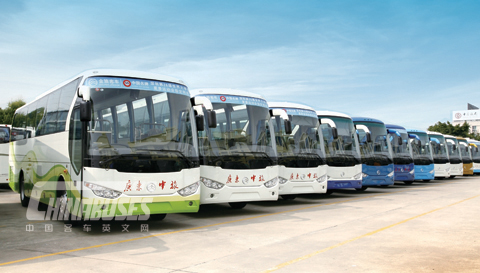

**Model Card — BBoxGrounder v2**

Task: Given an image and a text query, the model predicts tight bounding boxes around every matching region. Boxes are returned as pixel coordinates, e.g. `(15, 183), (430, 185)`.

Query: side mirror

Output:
(284, 120), (292, 135)
(80, 101), (92, 122)
(453, 144), (456, 151)
(78, 86), (91, 101)
(195, 115), (205, 131)
(207, 110), (217, 128)
(332, 127), (338, 139)
(398, 137), (402, 146)
(366, 132), (372, 143)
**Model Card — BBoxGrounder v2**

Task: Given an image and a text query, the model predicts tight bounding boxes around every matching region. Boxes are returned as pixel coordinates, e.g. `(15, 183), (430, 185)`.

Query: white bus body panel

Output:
(434, 163), (450, 178)
(0, 143), (9, 184)
(278, 165), (328, 194)
(327, 165), (363, 189)
(449, 163), (463, 176)
(200, 165), (279, 204)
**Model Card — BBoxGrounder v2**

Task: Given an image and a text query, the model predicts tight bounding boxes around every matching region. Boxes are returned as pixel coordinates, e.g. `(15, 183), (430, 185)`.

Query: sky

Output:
(1, 0), (480, 130)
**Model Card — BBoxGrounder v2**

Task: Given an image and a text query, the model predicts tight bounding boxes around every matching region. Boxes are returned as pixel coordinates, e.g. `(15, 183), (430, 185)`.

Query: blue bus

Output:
(407, 129), (435, 181)
(352, 117), (394, 190)
(386, 124), (415, 184)
(317, 111), (363, 193)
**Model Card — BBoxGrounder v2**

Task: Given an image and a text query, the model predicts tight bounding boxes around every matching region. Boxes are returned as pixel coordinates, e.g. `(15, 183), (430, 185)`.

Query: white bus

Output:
(0, 125), (10, 186)
(427, 131), (450, 179)
(444, 135), (463, 177)
(268, 102), (327, 199)
(191, 89), (279, 209)
(9, 69), (201, 221)
(316, 111), (363, 193)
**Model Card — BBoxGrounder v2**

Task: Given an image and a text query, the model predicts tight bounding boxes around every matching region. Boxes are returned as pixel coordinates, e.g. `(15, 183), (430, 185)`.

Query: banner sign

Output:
(196, 94), (268, 108)
(452, 110), (480, 121)
(83, 77), (189, 96)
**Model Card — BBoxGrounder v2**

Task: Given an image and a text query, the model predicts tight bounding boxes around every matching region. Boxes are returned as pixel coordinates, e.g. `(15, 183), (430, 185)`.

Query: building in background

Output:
(452, 103), (480, 134)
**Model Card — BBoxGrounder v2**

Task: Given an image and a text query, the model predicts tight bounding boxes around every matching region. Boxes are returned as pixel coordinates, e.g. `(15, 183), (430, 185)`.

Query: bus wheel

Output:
(19, 173), (30, 207)
(325, 190), (334, 195)
(436, 177), (444, 180)
(423, 180), (431, 182)
(280, 195), (296, 200)
(229, 202), (247, 209)
(356, 186), (368, 191)
(450, 176), (456, 178)
(380, 185), (389, 187)
(404, 181), (414, 185)
(150, 214), (167, 221)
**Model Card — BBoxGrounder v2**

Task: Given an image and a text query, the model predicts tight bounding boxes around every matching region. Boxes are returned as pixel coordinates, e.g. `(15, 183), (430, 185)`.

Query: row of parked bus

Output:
(1, 69), (479, 222)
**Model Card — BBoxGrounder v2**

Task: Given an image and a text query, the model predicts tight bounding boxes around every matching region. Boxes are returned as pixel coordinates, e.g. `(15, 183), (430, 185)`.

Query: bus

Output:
(352, 117), (394, 190)
(9, 69), (201, 221)
(444, 135), (463, 178)
(406, 129), (435, 181)
(0, 125), (10, 186)
(316, 111), (362, 193)
(191, 89), (279, 209)
(269, 102), (327, 199)
(457, 137), (473, 175)
(427, 131), (450, 179)
(385, 124), (415, 184)
(467, 139), (480, 174)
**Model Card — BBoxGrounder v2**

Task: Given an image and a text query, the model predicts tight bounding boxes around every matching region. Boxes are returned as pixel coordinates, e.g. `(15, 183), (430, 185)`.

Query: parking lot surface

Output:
(1, 177), (479, 272)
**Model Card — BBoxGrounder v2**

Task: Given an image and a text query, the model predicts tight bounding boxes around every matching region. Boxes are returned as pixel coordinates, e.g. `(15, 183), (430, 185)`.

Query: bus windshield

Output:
(409, 132), (434, 165)
(430, 135), (449, 163)
(388, 129), (413, 164)
(470, 143), (480, 163)
(0, 126), (9, 143)
(458, 139), (472, 163)
(198, 99), (277, 169)
(272, 109), (326, 168)
(445, 137), (462, 164)
(356, 122), (393, 166)
(320, 116), (361, 167)
(84, 77), (199, 173)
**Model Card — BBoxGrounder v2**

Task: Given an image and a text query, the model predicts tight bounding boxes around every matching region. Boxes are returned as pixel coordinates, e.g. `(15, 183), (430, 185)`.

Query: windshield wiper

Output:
(99, 154), (131, 166)
(136, 148), (194, 167)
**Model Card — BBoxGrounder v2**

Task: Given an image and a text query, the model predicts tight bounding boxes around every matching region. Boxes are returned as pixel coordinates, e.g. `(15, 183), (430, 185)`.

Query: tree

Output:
(0, 99), (26, 124)
(427, 121), (480, 141)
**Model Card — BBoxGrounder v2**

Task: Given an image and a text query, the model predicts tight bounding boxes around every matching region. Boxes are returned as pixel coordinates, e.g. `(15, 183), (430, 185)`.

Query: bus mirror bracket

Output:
(80, 100), (92, 122)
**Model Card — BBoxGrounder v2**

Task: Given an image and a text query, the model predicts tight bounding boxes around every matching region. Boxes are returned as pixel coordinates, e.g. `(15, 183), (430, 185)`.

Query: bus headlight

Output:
(353, 173), (362, 180)
(178, 182), (200, 196)
(264, 177), (278, 188)
(278, 177), (288, 184)
(84, 182), (122, 199)
(200, 178), (224, 190)
(429, 170), (434, 174)
(446, 168), (450, 172)
(362, 173), (368, 178)
(387, 171), (394, 177)
(409, 170), (415, 175)
(315, 174), (327, 183)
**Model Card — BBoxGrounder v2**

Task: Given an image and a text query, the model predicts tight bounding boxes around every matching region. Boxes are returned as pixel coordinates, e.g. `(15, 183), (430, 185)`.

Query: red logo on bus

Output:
(455, 113), (462, 119)
(123, 80), (131, 87)
(220, 96), (226, 102)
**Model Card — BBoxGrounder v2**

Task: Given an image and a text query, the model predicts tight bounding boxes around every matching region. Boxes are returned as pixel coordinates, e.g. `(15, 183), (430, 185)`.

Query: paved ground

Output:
(1, 177), (479, 273)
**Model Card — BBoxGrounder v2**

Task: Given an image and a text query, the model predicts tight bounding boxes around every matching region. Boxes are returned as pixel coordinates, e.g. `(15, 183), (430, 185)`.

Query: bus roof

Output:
(407, 129), (427, 134)
(352, 117), (384, 124)
(190, 88), (265, 100)
(268, 102), (315, 112)
(427, 131), (444, 136)
(456, 137), (467, 141)
(17, 69), (187, 113)
(316, 110), (351, 119)
(443, 134), (457, 139)
(385, 124), (406, 130)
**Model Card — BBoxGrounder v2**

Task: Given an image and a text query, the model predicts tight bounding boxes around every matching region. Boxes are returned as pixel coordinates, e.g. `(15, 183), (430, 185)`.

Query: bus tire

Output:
(404, 181), (414, 185)
(19, 173), (30, 207)
(229, 202), (247, 209)
(280, 195), (296, 200)
(325, 190), (334, 195)
(149, 214), (167, 221)
(436, 177), (444, 180)
(450, 176), (456, 178)
(57, 179), (81, 226)
(423, 180), (431, 182)
(356, 186), (368, 191)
